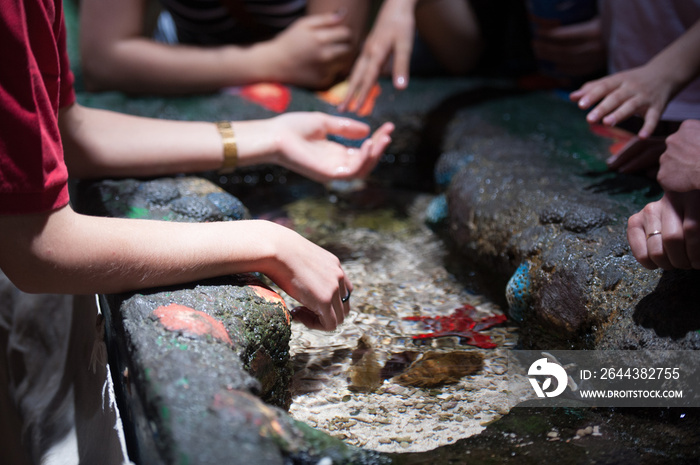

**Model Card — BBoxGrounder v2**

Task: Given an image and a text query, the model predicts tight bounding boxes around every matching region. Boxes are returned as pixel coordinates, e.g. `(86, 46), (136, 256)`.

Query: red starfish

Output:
(403, 305), (507, 349)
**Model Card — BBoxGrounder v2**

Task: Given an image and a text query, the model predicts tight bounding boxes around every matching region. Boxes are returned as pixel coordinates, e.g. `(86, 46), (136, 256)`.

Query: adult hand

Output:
(339, 0), (416, 112)
(606, 135), (665, 175)
(265, 13), (353, 89)
(627, 191), (700, 270)
(261, 223), (353, 331)
(570, 63), (674, 138)
(269, 112), (394, 183)
(657, 120), (700, 192)
(531, 16), (605, 78)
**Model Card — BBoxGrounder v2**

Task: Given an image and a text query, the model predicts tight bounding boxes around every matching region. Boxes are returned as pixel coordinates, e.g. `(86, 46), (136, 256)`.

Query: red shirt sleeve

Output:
(0, 0), (75, 215)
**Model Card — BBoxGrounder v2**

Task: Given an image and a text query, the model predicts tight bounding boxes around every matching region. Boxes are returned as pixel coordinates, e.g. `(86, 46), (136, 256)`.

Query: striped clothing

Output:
(159, 0), (307, 45)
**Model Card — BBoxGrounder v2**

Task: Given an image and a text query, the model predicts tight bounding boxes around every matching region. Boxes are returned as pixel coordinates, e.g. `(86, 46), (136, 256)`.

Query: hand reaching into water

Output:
(627, 191), (700, 270)
(339, 0), (416, 113)
(258, 222), (352, 331)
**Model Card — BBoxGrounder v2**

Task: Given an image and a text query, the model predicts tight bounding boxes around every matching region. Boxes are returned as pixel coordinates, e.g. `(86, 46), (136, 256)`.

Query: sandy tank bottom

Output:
(271, 193), (529, 453)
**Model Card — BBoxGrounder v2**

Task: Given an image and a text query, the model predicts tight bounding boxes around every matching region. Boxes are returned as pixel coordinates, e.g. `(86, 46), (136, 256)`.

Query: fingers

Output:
(332, 278), (350, 327)
(303, 11), (346, 29)
(345, 122), (394, 179)
(659, 194), (690, 269)
(639, 107), (661, 139)
(325, 114), (371, 139)
(586, 86), (636, 125)
(570, 78), (616, 110)
(291, 278), (353, 332)
(616, 145), (663, 174)
(340, 55), (382, 113)
(392, 35), (412, 89)
(628, 209), (657, 269)
(316, 23), (353, 45)
(291, 306), (326, 331)
(599, 96), (641, 127)
(608, 136), (665, 173)
(627, 193), (700, 271)
(607, 136), (643, 170)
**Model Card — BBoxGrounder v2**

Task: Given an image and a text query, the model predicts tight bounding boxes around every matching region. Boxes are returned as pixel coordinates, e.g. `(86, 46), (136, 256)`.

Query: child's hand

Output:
(339, 0), (416, 112)
(260, 223), (353, 331)
(269, 112), (394, 183)
(264, 13), (353, 89)
(570, 64), (674, 138)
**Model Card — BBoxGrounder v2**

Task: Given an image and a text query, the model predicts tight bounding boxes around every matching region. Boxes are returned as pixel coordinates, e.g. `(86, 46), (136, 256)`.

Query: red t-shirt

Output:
(0, 0), (76, 215)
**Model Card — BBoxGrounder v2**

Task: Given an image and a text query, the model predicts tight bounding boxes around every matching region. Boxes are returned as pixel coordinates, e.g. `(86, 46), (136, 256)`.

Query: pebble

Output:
(547, 431), (559, 439)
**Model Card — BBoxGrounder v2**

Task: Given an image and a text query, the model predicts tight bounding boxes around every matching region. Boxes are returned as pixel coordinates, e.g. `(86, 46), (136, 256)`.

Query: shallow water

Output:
(225, 174), (521, 453)
(219, 173), (700, 463)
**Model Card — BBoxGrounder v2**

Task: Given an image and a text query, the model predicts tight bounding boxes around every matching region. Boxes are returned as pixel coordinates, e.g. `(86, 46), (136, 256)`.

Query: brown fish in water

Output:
(394, 351), (484, 388)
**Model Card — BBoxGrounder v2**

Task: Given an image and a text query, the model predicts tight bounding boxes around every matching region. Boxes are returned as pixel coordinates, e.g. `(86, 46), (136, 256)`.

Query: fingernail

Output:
(638, 130), (649, 139)
(395, 75), (407, 88)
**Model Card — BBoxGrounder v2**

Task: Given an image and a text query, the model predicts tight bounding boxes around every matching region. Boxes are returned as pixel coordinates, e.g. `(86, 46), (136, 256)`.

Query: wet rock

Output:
(138, 179), (180, 205)
(169, 196), (219, 221)
(442, 91), (700, 350)
(74, 177), (249, 222)
(538, 201), (612, 233)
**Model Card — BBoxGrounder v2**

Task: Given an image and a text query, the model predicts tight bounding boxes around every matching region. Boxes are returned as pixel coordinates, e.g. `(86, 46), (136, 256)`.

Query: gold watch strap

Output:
(216, 121), (238, 173)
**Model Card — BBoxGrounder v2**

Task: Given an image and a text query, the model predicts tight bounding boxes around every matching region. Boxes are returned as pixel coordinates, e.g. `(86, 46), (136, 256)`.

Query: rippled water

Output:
(226, 174), (521, 453)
